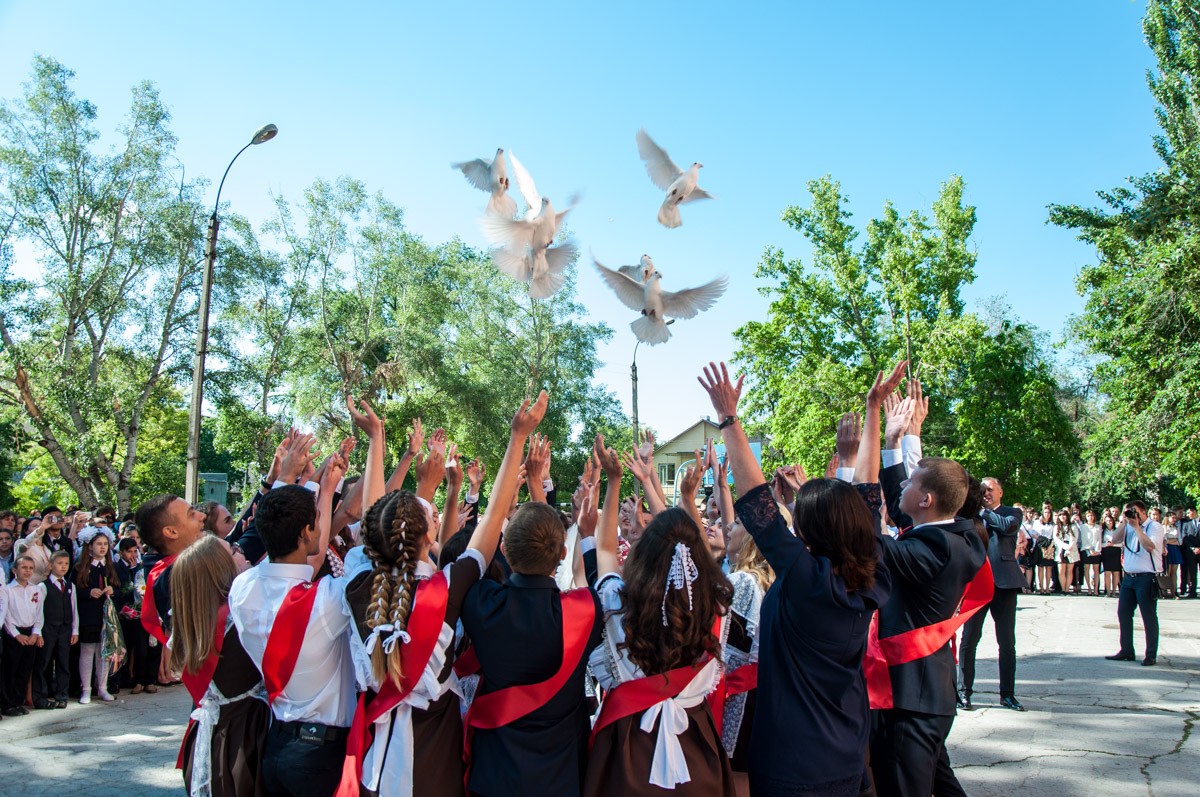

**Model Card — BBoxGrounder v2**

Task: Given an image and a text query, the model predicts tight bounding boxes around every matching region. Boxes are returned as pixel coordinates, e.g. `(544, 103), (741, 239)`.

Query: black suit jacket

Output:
(880, 463), (913, 530)
(982, 506), (1025, 590)
(877, 518), (988, 715)
(460, 573), (602, 797)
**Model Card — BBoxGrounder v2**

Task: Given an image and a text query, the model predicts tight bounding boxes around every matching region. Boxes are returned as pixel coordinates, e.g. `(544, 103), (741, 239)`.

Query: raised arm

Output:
(468, 392), (548, 565)
(309, 449), (349, 577)
(593, 434), (625, 578)
(347, 397), (386, 516)
(697, 362), (764, 495)
(384, 418), (423, 494)
(523, 434), (551, 504)
(855, 360), (908, 486)
(677, 454), (705, 532)
(623, 448), (667, 515)
(710, 440), (735, 532)
(415, 427), (447, 504)
(438, 445), (464, 548)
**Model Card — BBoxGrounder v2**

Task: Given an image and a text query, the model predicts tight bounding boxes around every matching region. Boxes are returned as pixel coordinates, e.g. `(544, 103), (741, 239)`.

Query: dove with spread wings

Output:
(479, 152), (580, 299)
(635, 129), (713, 229)
(594, 254), (728, 344)
(452, 148), (517, 218)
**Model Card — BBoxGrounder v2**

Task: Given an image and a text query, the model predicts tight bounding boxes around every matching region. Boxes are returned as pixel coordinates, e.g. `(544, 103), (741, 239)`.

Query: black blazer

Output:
(982, 506), (1025, 590)
(879, 463), (913, 530)
(877, 518), (988, 716)
(460, 573), (603, 797)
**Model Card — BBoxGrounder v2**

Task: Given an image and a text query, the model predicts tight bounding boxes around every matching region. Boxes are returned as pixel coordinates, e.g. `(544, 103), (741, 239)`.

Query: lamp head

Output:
(250, 124), (278, 145)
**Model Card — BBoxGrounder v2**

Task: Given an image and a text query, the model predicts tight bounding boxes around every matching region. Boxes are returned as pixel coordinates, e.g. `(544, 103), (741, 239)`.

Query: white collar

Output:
(258, 561), (316, 581)
(414, 558), (435, 579)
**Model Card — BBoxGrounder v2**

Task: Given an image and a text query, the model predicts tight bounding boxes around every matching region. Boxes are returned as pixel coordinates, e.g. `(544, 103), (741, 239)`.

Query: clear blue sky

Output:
(0, 1), (1161, 440)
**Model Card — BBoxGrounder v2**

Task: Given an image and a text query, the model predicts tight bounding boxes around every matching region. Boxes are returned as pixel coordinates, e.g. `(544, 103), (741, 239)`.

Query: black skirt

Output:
(1101, 547), (1123, 572)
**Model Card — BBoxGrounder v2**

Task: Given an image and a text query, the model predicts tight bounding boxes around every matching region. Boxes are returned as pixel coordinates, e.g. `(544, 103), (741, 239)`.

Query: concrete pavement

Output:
(0, 591), (1196, 795)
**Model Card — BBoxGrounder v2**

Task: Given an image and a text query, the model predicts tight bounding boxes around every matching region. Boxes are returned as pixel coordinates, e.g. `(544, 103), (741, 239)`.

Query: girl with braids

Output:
(585, 434), (736, 797)
(337, 391), (549, 797)
(172, 535), (269, 797)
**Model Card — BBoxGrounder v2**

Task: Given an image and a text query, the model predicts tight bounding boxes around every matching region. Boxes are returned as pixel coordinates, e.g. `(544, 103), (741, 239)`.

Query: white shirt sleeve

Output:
(900, 435), (922, 477)
(835, 467), (855, 483)
(2, 586), (15, 636)
(881, 449), (903, 469)
(32, 584), (44, 636)
(70, 584), (79, 636)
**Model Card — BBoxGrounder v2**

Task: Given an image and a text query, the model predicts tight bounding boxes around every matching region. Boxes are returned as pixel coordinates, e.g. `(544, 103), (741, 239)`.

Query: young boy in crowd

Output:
(3, 555), (44, 716)
(33, 550), (76, 709)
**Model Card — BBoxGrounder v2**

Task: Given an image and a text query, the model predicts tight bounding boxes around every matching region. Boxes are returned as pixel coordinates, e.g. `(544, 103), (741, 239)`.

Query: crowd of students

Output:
(2, 360), (1161, 797)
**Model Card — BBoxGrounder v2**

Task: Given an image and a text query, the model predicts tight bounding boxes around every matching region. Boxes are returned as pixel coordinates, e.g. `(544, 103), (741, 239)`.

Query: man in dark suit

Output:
(872, 456), (988, 797)
(958, 477), (1026, 711)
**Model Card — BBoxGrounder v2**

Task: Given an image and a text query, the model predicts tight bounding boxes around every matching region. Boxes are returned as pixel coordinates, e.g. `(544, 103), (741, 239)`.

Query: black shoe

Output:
(1106, 653), (1136, 661)
(3, 707), (28, 717)
(52, 700), (67, 709)
(1000, 696), (1026, 711)
(1142, 657), (1157, 667)
(961, 695), (975, 711)
(33, 700), (55, 710)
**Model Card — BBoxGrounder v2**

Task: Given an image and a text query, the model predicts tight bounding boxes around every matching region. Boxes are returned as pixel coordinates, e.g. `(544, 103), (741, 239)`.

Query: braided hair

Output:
(361, 489), (433, 688)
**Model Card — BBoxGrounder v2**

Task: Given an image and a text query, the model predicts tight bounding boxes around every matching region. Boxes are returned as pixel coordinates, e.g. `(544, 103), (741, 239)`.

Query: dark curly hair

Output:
(792, 478), (879, 593)
(619, 507), (732, 676)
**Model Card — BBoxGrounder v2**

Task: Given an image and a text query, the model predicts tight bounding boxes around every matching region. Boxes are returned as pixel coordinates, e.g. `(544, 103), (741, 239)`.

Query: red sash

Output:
(453, 645), (481, 678)
(707, 661), (758, 739)
(865, 559), (994, 709)
(175, 603), (230, 770)
(591, 616), (722, 748)
(335, 573), (450, 797)
(141, 554), (177, 645)
(261, 581), (321, 704)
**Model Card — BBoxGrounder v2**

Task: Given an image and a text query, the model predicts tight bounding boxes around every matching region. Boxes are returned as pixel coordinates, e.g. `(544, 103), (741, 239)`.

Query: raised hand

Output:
(772, 464), (805, 505)
(907, 378), (929, 436)
(277, 432), (318, 485)
(824, 450), (838, 480)
(866, 360), (909, 408)
(621, 449), (654, 484)
(429, 428), (448, 456)
(347, 396), (384, 438)
(445, 444), (463, 485)
(511, 390), (549, 437)
(884, 396), (914, 449)
(321, 449), (349, 493)
(593, 434), (623, 483)
(407, 418), (425, 456)
(577, 490), (599, 539)
(466, 458), (485, 492)
(836, 412), (862, 469)
(638, 429), (656, 459)
(680, 460), (703, 500)
(698, 361), (744, 421)
(265, 430), (292, 485)
(524, 434), (551, 483)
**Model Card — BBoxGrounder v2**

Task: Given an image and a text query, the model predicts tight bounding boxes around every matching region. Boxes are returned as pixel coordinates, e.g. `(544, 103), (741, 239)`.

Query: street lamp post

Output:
(629, 321), (672, 502)
(185, 123), (278, 504)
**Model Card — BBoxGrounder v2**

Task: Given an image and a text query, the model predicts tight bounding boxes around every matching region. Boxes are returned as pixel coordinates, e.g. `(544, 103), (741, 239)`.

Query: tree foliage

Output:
(1049, 0), (1200, 501)
(736, 177), (1078, 504)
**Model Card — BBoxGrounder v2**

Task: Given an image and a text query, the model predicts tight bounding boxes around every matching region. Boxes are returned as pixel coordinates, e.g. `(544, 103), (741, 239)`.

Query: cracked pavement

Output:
(0, 593), (1196, 795)
(949, 593), (1200, 797)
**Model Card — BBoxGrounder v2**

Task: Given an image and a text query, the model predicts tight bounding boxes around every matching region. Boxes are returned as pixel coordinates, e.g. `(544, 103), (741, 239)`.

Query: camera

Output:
(1123, 508), (1138, 519)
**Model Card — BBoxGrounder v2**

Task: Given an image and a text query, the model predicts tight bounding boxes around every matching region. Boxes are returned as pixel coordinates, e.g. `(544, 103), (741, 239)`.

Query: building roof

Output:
(653, 418), (721, 456)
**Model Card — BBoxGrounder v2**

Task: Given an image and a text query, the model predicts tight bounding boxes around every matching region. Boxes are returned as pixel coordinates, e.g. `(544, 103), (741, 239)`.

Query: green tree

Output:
(1048, 0), (1200, 500)
(737, 176), (1077, 501)
(0, 56), (205, 513)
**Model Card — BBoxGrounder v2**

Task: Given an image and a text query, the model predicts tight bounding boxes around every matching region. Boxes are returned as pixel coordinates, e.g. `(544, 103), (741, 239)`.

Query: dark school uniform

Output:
(460, 570), (603, 797)
(34, 574), (76, 704)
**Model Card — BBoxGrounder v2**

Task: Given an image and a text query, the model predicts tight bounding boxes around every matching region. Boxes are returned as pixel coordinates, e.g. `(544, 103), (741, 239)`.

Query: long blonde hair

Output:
(732, 529), (775, 594)
(361, 490), (432, 688)
(169, 535), (238, 675)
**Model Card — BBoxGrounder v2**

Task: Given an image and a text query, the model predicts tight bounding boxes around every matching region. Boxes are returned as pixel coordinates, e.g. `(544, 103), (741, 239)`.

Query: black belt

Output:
(272, 719), (349, 745)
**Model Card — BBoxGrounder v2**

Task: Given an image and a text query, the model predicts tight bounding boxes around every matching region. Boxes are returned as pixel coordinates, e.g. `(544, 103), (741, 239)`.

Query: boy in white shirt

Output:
(3, 556), (44, 716)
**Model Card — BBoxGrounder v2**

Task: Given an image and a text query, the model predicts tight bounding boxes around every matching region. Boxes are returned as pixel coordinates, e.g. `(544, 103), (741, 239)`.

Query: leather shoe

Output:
(1142, 657), (1157, 667)
(52, 701), (67, 709)
(1105, 653), (1136, 661)
(33, 700), (55, 710)
(959, 694), (975, 711)
(1000, 696), (1025, 711)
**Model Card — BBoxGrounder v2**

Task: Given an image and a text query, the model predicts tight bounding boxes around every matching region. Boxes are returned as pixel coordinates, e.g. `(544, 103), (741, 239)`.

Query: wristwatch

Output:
(718, 415), (738, 429)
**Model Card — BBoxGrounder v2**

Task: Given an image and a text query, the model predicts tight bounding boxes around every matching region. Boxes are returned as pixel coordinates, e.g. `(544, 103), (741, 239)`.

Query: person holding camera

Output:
(1105, 501), (1165, 666)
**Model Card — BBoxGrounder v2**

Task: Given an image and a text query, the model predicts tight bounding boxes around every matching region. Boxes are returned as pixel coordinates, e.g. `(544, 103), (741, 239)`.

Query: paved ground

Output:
(0, 592), (1196, 795)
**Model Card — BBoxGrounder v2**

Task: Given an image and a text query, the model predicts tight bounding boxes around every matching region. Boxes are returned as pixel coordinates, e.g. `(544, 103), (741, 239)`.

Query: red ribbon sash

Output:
(141, 554), (177, 645)
(865, 559), (994, 710)
(590, 659), (713, 748)
(261, 581), (321, 705)
(707, 661), (758, 739)
(176, 603), (230, 770)
(453, 645), (480, 678)
(335, 573), (450, 797)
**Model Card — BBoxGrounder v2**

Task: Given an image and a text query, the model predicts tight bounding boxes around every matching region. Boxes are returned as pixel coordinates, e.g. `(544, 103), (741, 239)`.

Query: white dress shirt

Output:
(228, 562), (355, 727)
(3, 580), (45, 635)
(1122, 520), (1166, 574)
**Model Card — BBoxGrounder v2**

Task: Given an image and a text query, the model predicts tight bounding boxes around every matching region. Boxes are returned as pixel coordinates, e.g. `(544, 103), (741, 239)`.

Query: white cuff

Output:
(579, 536), (597, 554)
(303, 481), (320, 500)
(881, 449), (903, 469)
(835, 467), (855, 484)
(542, 479), (554, 492)
(271, 479), (289, 490)
(465, 491), (479, 505)
(334, 477), (345, 495)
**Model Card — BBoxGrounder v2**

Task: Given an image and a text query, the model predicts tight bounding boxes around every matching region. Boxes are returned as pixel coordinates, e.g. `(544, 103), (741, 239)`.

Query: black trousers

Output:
(1117, 573), (1159, 659)
(2, 627), (37, 710)
(959, 587), (1019, 698)
(34, 625), (71, 703)
(870, 709), (955, 797)
(1180, 545), (1197, 596)
(261, 722), (348, 797)
(118, 617), (157, 687)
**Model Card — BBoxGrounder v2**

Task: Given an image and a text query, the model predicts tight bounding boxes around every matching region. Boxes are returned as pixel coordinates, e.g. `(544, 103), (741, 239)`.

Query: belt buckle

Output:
(297, 723), (325, 744)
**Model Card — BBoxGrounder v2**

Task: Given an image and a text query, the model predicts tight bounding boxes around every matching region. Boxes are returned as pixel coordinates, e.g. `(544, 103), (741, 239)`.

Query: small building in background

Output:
(653, 418), (765, 505)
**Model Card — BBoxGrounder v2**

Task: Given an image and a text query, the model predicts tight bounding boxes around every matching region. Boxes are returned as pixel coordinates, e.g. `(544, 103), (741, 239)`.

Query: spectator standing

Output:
(33, 550), (76, 709)
(2, 556), (44, 716)
(1106, 501), (1165, 666)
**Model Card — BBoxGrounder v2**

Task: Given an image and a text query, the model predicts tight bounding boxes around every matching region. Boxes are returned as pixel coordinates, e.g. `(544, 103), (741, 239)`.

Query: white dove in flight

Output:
(594, 254), (728, 344)
(635, 129), (713, 228)
(452, 148), (517, 218)
(480, 153), (579, 299)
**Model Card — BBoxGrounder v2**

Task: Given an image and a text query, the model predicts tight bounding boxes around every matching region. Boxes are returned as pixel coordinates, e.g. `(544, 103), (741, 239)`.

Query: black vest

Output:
(43, 577), (74, 628)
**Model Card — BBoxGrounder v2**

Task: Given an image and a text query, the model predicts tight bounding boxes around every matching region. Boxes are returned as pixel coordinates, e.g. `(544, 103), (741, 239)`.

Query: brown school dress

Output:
(344, 554), (482, 797)
(180, 624), (271, 797)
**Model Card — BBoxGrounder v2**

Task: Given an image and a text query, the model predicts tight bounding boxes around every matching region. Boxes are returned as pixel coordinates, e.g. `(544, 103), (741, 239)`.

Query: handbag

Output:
(1155, 571), (1174, 598)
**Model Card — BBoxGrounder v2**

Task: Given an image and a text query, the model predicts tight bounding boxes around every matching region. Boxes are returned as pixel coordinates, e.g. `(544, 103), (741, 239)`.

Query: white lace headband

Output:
(662, 542), (699, 626)
(415, 496), (436, 533)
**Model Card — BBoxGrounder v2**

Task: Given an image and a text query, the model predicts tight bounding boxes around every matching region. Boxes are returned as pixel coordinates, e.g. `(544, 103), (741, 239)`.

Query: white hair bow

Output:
(661, 542), (699, 626)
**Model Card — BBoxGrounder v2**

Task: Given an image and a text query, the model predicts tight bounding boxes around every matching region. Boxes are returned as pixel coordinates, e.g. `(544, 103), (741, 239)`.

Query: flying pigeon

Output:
(452, 148), (517, 217)
(635, 129), (713, 228)
(480, 153), (579, 299)
(594, 254), (728, 344)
